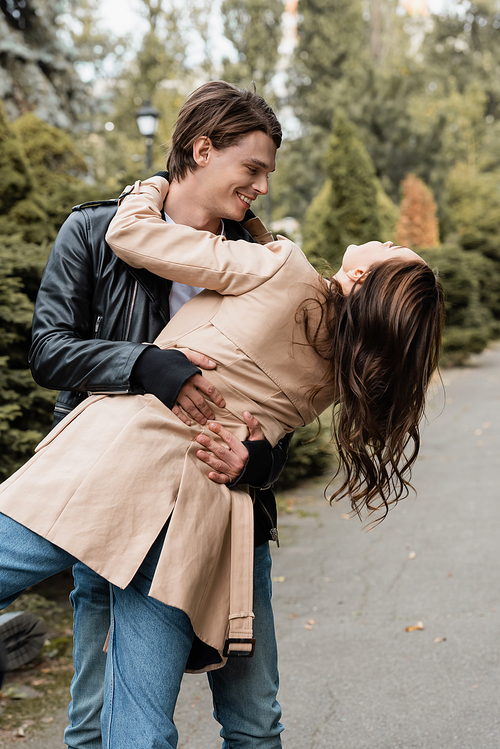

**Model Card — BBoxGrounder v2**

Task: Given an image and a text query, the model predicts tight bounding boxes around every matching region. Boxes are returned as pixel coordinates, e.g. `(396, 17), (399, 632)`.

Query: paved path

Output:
(8, 345), (500, 747)
(177, 344), (500, 749)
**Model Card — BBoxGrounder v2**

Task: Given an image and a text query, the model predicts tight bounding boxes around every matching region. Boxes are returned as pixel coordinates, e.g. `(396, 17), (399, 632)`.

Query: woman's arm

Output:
(105, 177), (293, 295)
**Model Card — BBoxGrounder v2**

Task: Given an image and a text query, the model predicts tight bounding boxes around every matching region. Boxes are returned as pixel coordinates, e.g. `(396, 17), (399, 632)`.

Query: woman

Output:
(0, 176), (444, 672)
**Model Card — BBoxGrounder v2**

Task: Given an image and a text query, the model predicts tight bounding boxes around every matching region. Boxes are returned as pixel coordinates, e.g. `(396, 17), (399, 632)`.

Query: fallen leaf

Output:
(15, 727), (25, 737)
(474, 428), (483, 436)
(307, 619), (316, 625)
(340, 513), (350, 520)
(434, 637), (446, 643)
(483, 422), (491, 429)
(289, 613), (297, 620)
(408, 551), (416, 560)
(3, 685), (40, 700)
(304, 624), (313, 630)
(405, 621), (424, 632)
(272, 576), (286, 583)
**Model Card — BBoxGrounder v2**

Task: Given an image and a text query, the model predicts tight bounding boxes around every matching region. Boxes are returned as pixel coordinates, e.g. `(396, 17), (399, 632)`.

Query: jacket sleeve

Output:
(229, 432), (293, 489)
(106, 177), (293, 295)
(29, 210), (196, 396)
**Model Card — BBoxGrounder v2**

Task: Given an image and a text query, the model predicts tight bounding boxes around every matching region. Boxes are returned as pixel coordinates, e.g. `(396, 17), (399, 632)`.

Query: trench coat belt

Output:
(103, 489), (256, 660)
(224, 487), (256, 657)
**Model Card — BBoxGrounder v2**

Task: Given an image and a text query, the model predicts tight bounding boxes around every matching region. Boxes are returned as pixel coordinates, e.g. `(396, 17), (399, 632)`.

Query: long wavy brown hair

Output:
(303, 257), (445, 520)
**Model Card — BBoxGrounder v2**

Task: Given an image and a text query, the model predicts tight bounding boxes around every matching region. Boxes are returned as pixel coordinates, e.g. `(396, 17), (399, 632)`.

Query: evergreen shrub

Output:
(0, 236), (55, 480)
(302, 111), (399, 271)
(274, 418), (334, 492)
(419, 244), (500, 365)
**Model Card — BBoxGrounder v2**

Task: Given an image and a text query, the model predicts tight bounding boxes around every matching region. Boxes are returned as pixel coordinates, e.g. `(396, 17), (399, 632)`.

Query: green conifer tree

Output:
(10, 113), (91, 238)
(302, 111), (381, 269)
(396, 174), (440, 249)
(221, 0), (283, 92)
(0, 236), (54, 480)
(0, 103), (94, 478)
(0, 104), (34, 234)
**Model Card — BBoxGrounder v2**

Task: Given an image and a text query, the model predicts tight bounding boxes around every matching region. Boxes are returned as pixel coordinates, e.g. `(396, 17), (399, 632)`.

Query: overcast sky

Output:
(97, 0), (452, 39)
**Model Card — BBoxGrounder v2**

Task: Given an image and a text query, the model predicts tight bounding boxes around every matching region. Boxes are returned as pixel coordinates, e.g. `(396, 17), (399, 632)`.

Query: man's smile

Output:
(236, 192), (253, 206)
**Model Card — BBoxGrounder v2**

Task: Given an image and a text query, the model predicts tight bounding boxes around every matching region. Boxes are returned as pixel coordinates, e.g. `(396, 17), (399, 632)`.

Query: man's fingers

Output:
(243, 411), (265, 442)
(171, 404), (192, 426)
(196, 434), (229, 459)
(177, 389), (214, 424)
(195, 432), (247, 478)
(171, 373), (225, 427)
(178, 349), (217, 370)
(190, 374), (225, 408)
(196, 449), (230, 484)
(196, 449), (230, 474)
(207, 471), (230, 485)
(206, 421), (247, 457)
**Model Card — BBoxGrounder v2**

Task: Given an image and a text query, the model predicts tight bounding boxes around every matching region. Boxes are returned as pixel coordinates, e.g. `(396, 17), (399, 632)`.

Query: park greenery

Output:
(1, 0), (500, 480)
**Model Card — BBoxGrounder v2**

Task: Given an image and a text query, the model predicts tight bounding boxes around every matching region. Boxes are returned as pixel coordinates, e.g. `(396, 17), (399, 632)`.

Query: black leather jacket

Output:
(29, 198), (290, 545)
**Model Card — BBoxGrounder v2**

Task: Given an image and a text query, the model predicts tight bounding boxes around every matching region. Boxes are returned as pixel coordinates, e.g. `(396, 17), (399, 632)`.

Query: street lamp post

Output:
(135, 100), (160, 171)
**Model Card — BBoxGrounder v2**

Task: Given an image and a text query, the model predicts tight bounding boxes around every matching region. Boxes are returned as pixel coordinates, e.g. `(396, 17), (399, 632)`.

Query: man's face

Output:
(198, 131), (277, 222)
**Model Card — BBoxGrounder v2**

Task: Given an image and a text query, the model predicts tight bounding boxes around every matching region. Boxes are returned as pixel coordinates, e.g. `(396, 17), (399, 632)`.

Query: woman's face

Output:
(343, 240), (422, 269)
(334, 241), (424, 294)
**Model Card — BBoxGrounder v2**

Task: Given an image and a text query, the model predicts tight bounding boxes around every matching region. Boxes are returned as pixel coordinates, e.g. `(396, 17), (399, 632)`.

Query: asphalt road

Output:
(10, 345), (500, 748)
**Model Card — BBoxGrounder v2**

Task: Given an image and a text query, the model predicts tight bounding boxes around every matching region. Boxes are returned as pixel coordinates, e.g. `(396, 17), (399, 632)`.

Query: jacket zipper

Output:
(94, 315), (103, 338)
(124, 280), (138, 340)
(257, 497), (280, 547)
(54, 404), (73, 416)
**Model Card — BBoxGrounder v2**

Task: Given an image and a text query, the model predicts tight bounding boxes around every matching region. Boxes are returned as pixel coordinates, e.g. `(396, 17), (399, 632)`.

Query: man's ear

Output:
(192, 136), (212, 167)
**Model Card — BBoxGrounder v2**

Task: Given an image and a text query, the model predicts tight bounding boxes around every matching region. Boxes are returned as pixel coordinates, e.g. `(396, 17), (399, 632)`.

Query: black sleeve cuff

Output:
(131, 346), (199, 410)
(266, 432), (293, 486)
(228, 432), (293, 489)
(227, 439), (273, 489)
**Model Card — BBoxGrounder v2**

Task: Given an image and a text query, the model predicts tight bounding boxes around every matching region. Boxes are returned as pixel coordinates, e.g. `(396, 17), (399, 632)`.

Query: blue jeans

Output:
(209, 543), (283, 748)
(102, 537), (283, 749)
(0, 513), (283, 748)
(65, 563), (110, 749)
(0, 513), (77, 609)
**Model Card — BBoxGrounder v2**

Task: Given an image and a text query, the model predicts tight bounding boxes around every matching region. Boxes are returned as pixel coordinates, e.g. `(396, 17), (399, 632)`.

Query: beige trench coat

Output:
(0, 178), (334, 671)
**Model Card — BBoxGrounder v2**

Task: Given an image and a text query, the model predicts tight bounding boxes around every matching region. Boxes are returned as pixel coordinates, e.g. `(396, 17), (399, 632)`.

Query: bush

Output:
(10, 113), (107, 240)
(0, 236), (55, 480)
(274, 418), (335, 492)
(302, 110), (382, 269)
(442, 163), (500, 261)
(396, 174), (439, 249)
(419, 244), (500, 365)
(0, 107), (100, 479)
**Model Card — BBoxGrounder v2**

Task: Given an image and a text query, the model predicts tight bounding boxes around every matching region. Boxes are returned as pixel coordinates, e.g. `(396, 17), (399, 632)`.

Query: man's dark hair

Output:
(166, 81), (282, 182)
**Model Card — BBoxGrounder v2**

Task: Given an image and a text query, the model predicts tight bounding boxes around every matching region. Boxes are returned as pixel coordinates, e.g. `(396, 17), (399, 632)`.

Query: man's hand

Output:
(172, 351), (225, 426)
(195, 412), (265, 484)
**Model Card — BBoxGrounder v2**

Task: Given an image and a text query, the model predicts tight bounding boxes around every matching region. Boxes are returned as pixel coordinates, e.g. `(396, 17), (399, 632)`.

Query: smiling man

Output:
(96, 82), (286, 749)
(29, 81), (287, 749)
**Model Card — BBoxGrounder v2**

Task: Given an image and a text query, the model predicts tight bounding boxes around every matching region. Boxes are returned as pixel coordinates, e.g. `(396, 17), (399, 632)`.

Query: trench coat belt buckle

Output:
(223, 637), (256, 658)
